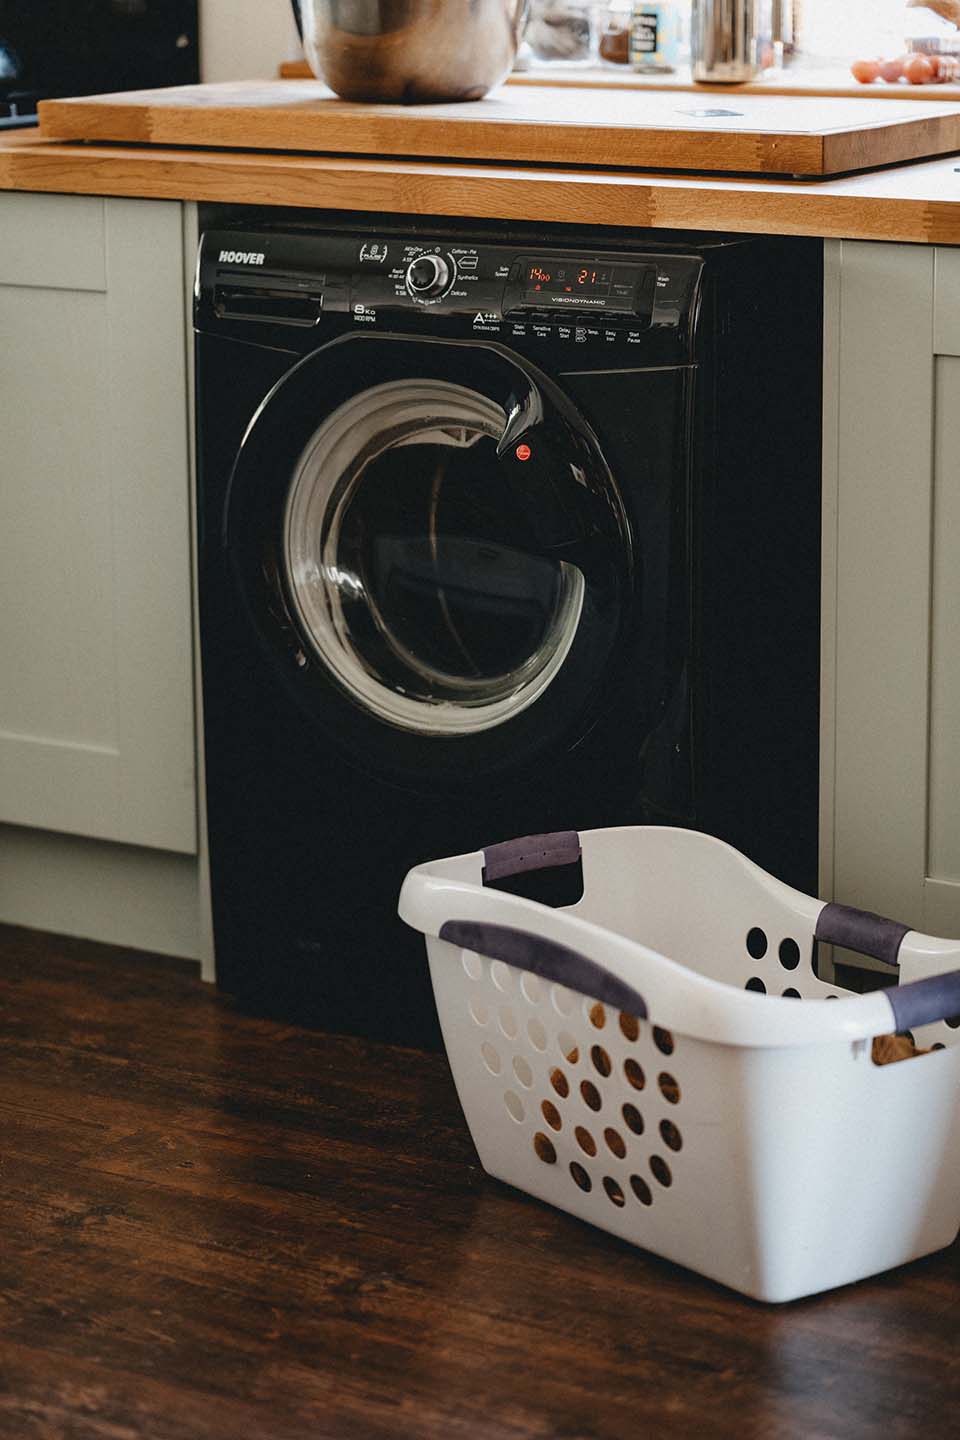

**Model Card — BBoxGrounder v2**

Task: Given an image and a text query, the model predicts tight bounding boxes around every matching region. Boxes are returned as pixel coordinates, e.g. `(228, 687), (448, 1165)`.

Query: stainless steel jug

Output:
(690, 0), (773, 83)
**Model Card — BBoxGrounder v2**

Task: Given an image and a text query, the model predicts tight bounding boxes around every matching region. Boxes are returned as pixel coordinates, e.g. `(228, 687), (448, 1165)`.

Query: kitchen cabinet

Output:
(823, 239), (960, 939)
(0, 192), (208, 963)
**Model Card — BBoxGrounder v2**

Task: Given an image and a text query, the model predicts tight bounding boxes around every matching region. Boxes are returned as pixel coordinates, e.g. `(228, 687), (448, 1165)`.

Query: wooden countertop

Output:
(3, 924), (960, 1440)
(3, 128), (960, 245)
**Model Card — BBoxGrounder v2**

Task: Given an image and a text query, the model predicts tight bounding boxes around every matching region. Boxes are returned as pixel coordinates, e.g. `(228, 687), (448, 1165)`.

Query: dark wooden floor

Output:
(2, 925), (960, 1440)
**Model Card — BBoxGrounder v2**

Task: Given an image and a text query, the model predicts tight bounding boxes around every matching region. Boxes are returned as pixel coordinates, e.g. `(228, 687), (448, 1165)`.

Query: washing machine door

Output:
(225, 333), (633, 784)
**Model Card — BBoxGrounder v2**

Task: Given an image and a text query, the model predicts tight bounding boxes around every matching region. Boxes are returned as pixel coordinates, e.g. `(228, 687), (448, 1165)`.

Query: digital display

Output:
(526, 262), (611, 294)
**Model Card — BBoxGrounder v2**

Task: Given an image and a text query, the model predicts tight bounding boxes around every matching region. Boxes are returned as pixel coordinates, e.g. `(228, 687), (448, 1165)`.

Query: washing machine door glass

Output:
(227, 335), (631, 764)
(283, 377), (585, 736)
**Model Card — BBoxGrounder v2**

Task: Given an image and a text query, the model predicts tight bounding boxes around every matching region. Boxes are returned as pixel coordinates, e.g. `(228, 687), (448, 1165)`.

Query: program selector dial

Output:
(406, 252), (455, 299)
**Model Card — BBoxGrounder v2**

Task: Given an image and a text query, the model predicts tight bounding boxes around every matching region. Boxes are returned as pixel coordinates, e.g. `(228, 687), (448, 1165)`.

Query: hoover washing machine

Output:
(195, 215), (822, 1048)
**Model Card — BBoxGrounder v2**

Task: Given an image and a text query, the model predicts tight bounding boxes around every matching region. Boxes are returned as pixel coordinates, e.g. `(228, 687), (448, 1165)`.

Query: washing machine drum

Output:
(226, 335), (633, 782)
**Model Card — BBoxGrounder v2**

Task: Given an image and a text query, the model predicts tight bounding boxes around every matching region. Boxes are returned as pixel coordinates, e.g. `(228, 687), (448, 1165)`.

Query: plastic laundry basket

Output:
(399, 826), (960, 1303)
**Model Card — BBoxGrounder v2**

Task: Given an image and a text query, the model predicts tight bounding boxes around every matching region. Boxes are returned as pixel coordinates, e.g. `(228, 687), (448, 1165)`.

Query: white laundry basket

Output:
(399, 826), (960, 1303)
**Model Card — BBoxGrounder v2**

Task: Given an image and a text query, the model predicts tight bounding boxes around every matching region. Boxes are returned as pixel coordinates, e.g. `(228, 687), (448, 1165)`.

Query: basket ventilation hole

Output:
(746, 927), (768, 960)
(745, 977), (767, 994)
(619, 1011), (640, 1042)
(624, 1058), (646, 1091)
(580, 1079), (602, 1112)
(658, 1072), (681, 1104)
(947, 1016), (960, 1030)
(570, 1161), (592, 1192)
(504, 1091), (525, 1123)
(481, 1042), (502, 1075)
(622, 1103), (644, 1135)
(490, 960), (513, 994)
(498, 1006), (518, 1039)
(603, 1177), (626, 1208)
(650, 1154), (673, 1188)
(512, 1055), (534, 1088)
(630, 1174), (653, 1206)
(659, 1119), (683, 1152)
(521, 973), (543, 1004)
(653, 1027), (674, 1056)
(541, 1099), (562, 1131)
(575, 1125), (597, 1156)
(468, 996), (489, 1027)
(778, 938), (801, 971)
(551, 984), (574, 1016)
(528, 1018), (548, 1051)
(557, 1031), (579, 1064)
(604, 1127), (627, 1159)
(533, 1132), (557, 1164)
(783, 987), (801, 1000)
(462, 950), (484, 981)
(591, 1044), (612, 1077)
(549, 1067), (570, 1099)
(589, 1001), (607, 1029)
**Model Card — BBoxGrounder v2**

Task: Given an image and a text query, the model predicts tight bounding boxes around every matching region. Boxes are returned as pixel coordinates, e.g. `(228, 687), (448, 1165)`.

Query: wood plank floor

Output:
(2, 923), (959, 1440)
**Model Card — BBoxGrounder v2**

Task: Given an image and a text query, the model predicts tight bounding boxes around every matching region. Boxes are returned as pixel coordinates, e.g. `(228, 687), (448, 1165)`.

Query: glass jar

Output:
(526, 1), (599, 65)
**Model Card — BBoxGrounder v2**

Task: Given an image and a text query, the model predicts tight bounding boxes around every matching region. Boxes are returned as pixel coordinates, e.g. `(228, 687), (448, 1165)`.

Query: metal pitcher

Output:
(690, 0), (773, 83)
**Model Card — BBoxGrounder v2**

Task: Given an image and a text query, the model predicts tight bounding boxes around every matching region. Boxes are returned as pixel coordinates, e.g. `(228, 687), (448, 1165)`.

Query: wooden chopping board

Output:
(37, 79), (960, 177)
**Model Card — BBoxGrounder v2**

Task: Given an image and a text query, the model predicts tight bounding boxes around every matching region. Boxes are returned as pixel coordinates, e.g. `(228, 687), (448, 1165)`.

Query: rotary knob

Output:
(406, 253), (454, 299)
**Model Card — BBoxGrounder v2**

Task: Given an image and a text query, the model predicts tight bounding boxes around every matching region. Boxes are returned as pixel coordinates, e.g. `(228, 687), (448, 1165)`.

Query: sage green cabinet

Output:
(823, 239), (960, 940)
(0, 193), (196, 856)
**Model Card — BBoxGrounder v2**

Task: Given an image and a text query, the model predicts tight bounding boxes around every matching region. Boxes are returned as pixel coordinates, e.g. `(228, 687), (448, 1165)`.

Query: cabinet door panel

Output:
(0, 195), (195, 854)
(934, 248), (960, 358)
(0, 192), (105, 291)
(831, 241), (934, 930)
(928, 357), (960, 893)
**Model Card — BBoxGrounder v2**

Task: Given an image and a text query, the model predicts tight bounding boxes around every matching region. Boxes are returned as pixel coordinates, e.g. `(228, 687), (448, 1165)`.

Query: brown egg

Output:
(850, 59), (881, 84)
(904, 54), (935, 85)
(879, 56), (906, 83)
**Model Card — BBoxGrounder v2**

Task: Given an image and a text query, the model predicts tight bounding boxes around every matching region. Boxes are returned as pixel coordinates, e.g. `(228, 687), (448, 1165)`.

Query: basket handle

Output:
(816, 902), (960, 1030)
(482, 830), (581, 884)
(439, 919), (649, 1020)
(814, 902), (910, 968)
(882, 971), (960, 1032)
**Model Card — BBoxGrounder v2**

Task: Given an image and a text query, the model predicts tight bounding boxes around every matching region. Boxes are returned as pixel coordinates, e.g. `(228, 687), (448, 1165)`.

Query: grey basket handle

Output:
(482, 830), (581, 885)
(885, 972), (960, 1032)
(814, 902), (910, 967)
(816, 902), (960, 1030)
(439, 919), (648, 1020)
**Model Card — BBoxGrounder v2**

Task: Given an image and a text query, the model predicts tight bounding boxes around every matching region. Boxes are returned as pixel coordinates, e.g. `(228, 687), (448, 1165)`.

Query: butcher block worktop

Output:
(36, 79), (960, 178)
(4, 126), (960, 246)
(3, 926), (960, 1440)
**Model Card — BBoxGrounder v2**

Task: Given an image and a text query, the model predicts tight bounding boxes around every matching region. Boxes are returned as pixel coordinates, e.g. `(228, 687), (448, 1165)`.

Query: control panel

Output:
(199, 228), (704, 362)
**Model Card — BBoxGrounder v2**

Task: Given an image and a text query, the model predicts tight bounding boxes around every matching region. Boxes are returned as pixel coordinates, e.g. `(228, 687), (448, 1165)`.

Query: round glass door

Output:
(227, 336), (632, 773)
(283, 378), (587, 736)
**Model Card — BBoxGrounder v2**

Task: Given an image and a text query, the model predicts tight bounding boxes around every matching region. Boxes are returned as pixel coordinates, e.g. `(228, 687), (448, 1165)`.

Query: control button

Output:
(626, 330), (645, 345)
(458, 255), (479, 271)
(406, 253), (454, 299)
(532, 323), (552, 341)
(556, 325), (574, 343)
(603, 328), (621, 345)
(508, 322), (529, 340)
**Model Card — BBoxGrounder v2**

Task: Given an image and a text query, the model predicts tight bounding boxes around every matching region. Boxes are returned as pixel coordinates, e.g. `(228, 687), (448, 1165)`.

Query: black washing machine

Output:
(195, 215), (822, 1049)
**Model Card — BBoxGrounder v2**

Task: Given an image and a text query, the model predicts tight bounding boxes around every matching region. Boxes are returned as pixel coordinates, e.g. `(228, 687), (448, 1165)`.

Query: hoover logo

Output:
(218, 249), (266, 266)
